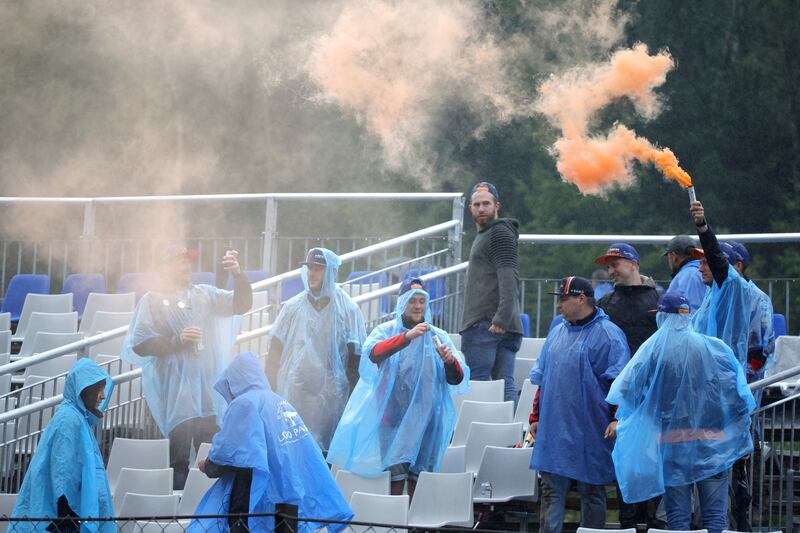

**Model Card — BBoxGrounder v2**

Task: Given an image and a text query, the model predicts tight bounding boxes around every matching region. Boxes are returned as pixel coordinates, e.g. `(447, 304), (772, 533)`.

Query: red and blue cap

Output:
(548, 276), (594, 298)
(655, 293), (691, 314)
(300, 248), (327, 267)
(399, 277), (425, 295)
(471, 181), (499, 200)
(727, 241), (749, 267)
(595, 243), (640, 265)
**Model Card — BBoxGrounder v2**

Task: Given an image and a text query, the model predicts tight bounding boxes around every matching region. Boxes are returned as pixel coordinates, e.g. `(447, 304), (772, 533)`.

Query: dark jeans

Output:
(461, 320), (522, 402)
(169, 415), (219, 490)
(615, 483), (664, 529)
(730, 459), (751, 532)
(539, 472), (606, 533)
(664, 470), (729, 533)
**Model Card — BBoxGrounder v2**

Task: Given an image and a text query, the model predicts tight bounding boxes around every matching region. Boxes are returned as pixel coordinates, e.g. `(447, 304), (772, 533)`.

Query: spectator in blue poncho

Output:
(327, 277), (469, 498)
(266, 247), (366, 452)
(528, 276), (630, 533)
(12, 359), (115, 533)
(607, 293), (755, 533)
(121, 245), (252, 489)
(664, 234), (706, 312)
(190, 352), (352, 533)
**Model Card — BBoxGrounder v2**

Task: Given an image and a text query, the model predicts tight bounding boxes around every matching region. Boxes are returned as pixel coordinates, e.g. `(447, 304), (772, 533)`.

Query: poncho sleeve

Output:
(48, 411), (85, 514)
(209, 394), (271, 471)
(358, 321), (394, 385)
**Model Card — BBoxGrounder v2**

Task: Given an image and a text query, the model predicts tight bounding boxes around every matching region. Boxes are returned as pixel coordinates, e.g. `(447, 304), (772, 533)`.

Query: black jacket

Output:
(598, 277), (659, 355)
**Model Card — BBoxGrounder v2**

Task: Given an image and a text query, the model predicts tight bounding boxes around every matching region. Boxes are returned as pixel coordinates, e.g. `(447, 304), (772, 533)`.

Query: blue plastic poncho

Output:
(529, 307), (630, 485)
(189, 352), (352, 533)
(746, 281), (775, 380)
(326, 288), (470, 477)
(12, 359), (115, 533)
(269, 248), (366, 450)
(666, 260), (706, 312)
(121, 284), (239, 436)
(692, 264), (751, 367)
(607, 312), (755, 503)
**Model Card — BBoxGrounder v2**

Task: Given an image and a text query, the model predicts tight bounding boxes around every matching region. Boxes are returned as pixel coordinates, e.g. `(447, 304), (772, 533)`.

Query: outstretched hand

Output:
(690, 201), (706, 228)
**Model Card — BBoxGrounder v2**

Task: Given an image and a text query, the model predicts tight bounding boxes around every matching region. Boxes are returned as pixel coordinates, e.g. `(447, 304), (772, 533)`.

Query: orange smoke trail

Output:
(537, 43), (692, 194)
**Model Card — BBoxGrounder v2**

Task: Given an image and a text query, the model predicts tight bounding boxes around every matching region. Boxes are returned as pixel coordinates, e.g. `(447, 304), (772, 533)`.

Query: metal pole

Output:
(81, 200), (96, 273)
(262, 197), (278, 276)
(787, 469), (795, 533)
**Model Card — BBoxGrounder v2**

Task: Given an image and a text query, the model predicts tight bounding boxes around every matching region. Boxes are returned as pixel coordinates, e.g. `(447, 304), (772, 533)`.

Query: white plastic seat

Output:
(452, 379), (504, 416)
(448, 332), (462, 350)
(86, 311), (133, 358)
(349, 491), (409, 533)
(0, 330), (10, 355)
(513, 357), (537, 397)
(0, 493), (18, 533)
(438, 445), (466, 473)
(0, 374), (10, 396)
(107, 438), (170, 492)
(519, 337), (546, 359)
(113, 468), (174, 513)
(464, 422), (524, 473)
(579, 529), (636, 533)
(407, 471), (473, 528)
(14, 294), (74, 341)
(23, 353), (77, 380)
(79, 293), (136, 334)
(16, 331), (83, 360)
(647, 529), (707, 533)
(765, 336), (800, 393)
(514, 380), (539, 432)
(118, 493), (180, 533)
(334, 469), (391, 503)
(179, 468), (217, 514)
(14, 312), (78, 357)
(451, 400), (513, 446)
(472, 446), (537, 503)
(0, 313), (10, 332)
(192, 442), (212, 468)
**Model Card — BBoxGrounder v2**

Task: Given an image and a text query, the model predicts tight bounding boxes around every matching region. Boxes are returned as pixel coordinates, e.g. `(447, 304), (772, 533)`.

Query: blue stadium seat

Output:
(62, 273), (107, 318)
(281, 278), (305, 302)
(226, 270), (269, 290)
(117, 273), (155, 302)
(594, 282), (613, 300)
(774, 313), (787, 338)
(1, 274), (50, 322)
(191, 272), (216, 287)
(520, 313), (531, 337)
(403, 268), (445, 318)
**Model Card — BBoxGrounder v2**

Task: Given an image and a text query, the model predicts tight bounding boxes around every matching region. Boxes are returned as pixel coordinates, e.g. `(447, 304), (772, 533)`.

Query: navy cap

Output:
(728, 241), (750, 267)
(471, 181), (499, 200)
(399, 277), (425, 296)
(718, 242), (739, 266)
(595, 243), (640, 265)
(300, 248), (327, 267)
(548, 276), (594, 298)
(656, 293), (691, 314)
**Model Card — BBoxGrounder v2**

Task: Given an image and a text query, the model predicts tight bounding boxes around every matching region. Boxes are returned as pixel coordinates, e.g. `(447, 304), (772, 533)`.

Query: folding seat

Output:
(438, 445), (466, 473)
(62, 273), (106, 318)
(407, 471), (473, 528)
(1, 274), (50, 322)
(452, 379), (504, 417)
(178, 468), (216, 515)
(464, 422), (524, 473)
(472, 446), (537, 503)
(334, 469), (391, 503)
(14, 293), (73, 341)
(349, 491), (409, 533)
(451, 400), (514, 446)
(113, 467), (174, 514)
(16, 331), (82, 360)
(79, 292), (135, 334)
(514, 380), (539, 433)
(513, 357), (537, 398)
(106, 438), (170, 493)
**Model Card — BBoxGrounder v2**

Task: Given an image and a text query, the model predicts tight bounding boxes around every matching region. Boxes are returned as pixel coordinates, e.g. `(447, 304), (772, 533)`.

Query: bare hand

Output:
(405, 322), (429, 341)
(488, 323), (506, 334)
(689, 201), (706, 227)
(604, 420), (617, 439)
(197, 458), (207, 473)
(180, 326), (203, 345)
(435, 341), (456, 365)
(222, 250), (241, 275)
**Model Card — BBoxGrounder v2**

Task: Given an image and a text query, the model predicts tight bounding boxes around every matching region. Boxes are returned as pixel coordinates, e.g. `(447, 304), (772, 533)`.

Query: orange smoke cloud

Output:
(537, 43), (692, 194)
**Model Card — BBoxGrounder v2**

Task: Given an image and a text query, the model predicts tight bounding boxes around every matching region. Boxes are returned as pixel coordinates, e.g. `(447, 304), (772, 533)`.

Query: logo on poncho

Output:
(276, 401), (309, 445)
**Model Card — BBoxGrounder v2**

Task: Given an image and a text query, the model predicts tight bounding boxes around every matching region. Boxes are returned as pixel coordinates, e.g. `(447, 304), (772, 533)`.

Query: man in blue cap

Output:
(663, 234), (706, 312)
(460, 181), (523, 402)
(529, 276), (630, 533)
(595, 243), (661, 529)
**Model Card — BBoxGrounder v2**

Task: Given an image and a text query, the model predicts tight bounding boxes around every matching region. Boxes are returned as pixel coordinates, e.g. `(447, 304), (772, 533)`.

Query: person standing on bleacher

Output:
(663, 234), (707, 312)
(594, 243), (663, 530)
(122, 244), (252, 490)
(528, 276), (630, 533)
(460, 181), (523, 402)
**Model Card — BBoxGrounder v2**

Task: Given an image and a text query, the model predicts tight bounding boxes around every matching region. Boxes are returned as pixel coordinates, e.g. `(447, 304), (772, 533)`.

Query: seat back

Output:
(113, 468), (174, 513)
(118, 492), (179, 517)
(520, 313), (531, 337)
(62, 274), (107, 318)
(407, 471), (473, 528)
(774, 313), (788, 338)
(513, 357), (537, 399)
(519, 338), (546, 359)
(0, 493), (18, 533)
(80, 293), (136, 334)
(452, 379), (504, 416)
(0, 374), (10, 396)
(451, 400), (513, 446)
(514, 380), (539, 431)
(178, 468), (217, 514)
(280, 278), (305, 302)
(334, 469), (391, 503)
(107, 438), (171, 492)
(438, 445), (466, 473)
(15, 294), (73, 339)
(191, 272), (216, 287)
(24, 353), (78, 380)
(18, 331), (83, 360)
(0, 313), (10, 332)
(448, 332), (461, 350)
(192, 442), (212, 468)
(464, 422), (524, 473)
(349, 492), (409, 533)
(86, 311), (134, 358)
(472, 446), (537, 502)
(17, 312), (79, 356)
(0, 330), (10, 355)
(1, 274), (50, 322)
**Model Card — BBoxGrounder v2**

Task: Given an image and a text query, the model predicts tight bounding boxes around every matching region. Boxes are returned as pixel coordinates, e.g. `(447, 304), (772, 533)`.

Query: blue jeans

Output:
(461, 320), (522, 402)
(539, 472), (607, 533)
(664, 470), (729, 533)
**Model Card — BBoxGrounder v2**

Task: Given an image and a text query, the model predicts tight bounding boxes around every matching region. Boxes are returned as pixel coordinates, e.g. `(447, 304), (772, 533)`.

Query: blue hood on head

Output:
(64, 358), (113, 417)
(215, 352), (271, 404)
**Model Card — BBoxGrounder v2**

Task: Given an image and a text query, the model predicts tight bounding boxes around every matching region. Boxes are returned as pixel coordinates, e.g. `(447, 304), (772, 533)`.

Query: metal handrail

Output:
(0, 192), (463, 204)
(749, 364), (800, 391)
(519, 232), (800, 244)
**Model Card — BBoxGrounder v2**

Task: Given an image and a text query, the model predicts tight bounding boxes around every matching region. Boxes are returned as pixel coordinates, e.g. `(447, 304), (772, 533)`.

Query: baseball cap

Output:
(548, 276), (594, 298)
(728, 241), (750, 267)
(595, 243), (640, 265)
(399, 277), (425, 295)
(163, 244), (198, 262)
(663, 235), (699, 256)
(718, 242), (740, 266)
(471, 181), (499, 200)
(655, 293), (692, 314)
(300, 248), (327, 267)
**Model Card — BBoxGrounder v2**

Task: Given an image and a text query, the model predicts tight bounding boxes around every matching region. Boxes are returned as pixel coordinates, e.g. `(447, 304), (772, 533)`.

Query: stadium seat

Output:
(438, 445), (466, 473)
(514, 357), (536, 396)
(62, 273), (107, 318)
(0, 313), (10, 332)
(579, 529), (636, 533)
(17, 331), (83, 360)
(774, 313), (787, 338)
(520, 313), (531, 337)
(334, 469), (391, 503)
(226, 270), (269, 290)
(86, 311), (133, 358)
(519, 337), (546, 359)
(765, 336), (800, 394)
(647, 529), (707, 533)
(79, 293), (136, 334)
(192, 442), (212, 468)
(1, 274), (50, 323)
(118, 492), (179, 521)
(451, 400), (514, 446)
(107, 438), (170, 493)
(464, 422), (524, 473)
(23, 353), (77, 382)
(349, 492), (409, 533)
(344, 270), (388, 320)
(14, 293), (73, 341)
(191, 272), (216, 286)
(280, 278), (304, 302)
(15, 313), (79, 358)
(117, 273), (155, 302)
(0, 330), (10, 355)
(113, 468), (174, 513)
(472, 446), (537, 503)
(0, 493), (18, 533)
(0, 374), (11, 397)
(407, 472), (473, 528)
(452, 379), (504, 417)
(178, 468), (216, 514)
(448, 332), (461, 350)
(515, 380), (538, 432)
